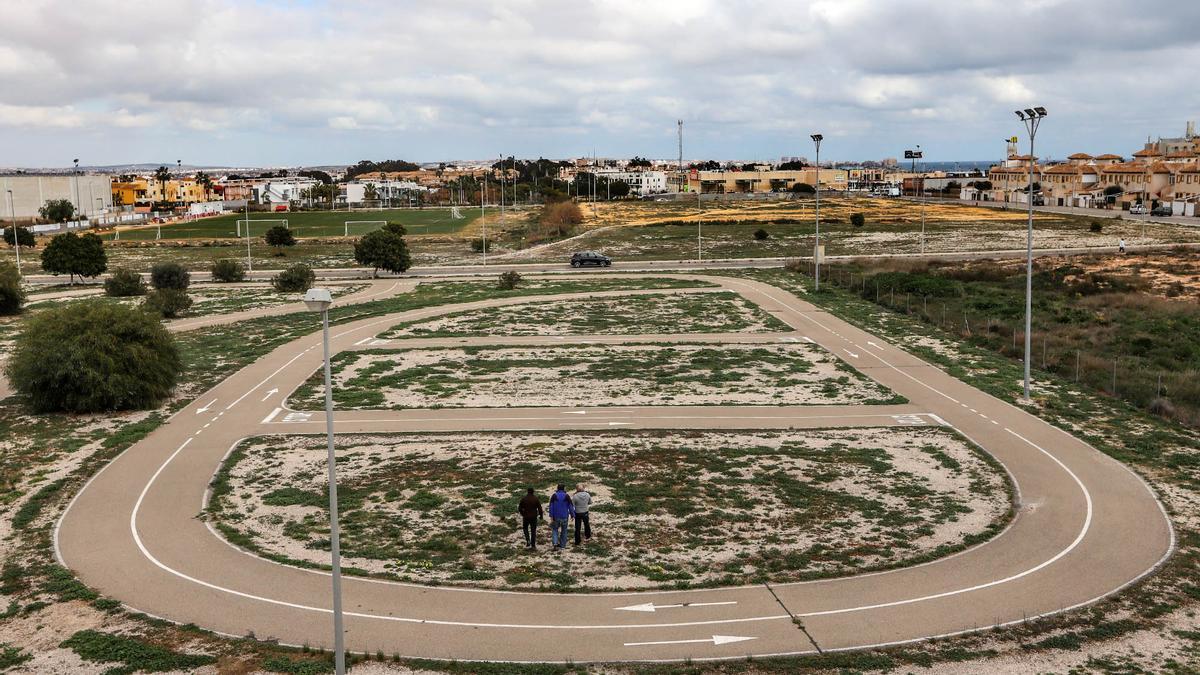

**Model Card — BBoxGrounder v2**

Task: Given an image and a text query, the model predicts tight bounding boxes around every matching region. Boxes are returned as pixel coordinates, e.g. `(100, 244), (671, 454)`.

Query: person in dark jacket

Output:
(518, 487), (544, 549)
(547, 484), (576, 550)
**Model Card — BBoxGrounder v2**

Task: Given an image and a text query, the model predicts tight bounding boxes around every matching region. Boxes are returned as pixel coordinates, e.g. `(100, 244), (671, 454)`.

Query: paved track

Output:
(54, 274), (1173, 663)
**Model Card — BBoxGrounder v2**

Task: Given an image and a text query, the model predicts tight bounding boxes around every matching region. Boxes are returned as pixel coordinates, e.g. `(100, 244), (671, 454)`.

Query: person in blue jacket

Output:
(547, 484), (576, 550)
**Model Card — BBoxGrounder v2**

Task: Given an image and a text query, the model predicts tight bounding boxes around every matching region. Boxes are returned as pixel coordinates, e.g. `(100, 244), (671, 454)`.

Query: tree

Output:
(850, 212), (866, 228)
(195, 171), (214, 200)
(791, 183), (815, 194)
(263, 225), (296, 255)
(150, 261), (190, 290)
(353, 225), (411, 277)
(346, 159), (420, 179)
(210, 259), (246, 282)
(0, 260), (24, 315)
(778, 160), (808, 170)
(40, 231), (106, 284)
(540, 201), (583, 237)
(104, 268), (146, 297)
(5, 300), (181, 412)
(753, 228), (770, 240)
(38, 199), (75, 223)
(970, 180), (993, 191)
(298, 170), (333, 184)
(3, 226), (34, 248)
(143, 288), (192, 318)
(153, 165), (172, 208)
(272, 263), (316, 292)
(627, 156), (652, 168)
(363, 183), (379, 202)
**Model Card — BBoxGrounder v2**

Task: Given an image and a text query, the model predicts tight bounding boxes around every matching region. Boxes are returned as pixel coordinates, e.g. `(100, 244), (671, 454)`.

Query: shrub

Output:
(0, 261), (24, 315)
(868, 271), (963, 298)
(40, 231), (106, 284)
(5, 301), (180, 412)
(353, 228), (411, 278)
(273, 263), (316, 292)
(143, 288), (193, 318)
(264, 224), (297, 255)
(791, 183), (815, 194)
(470, 238), (491, 253)
(1148, 397), (1176, 420)
(210, 258), (246, 283)
(104, 268), (146, 297)
(1089, 221), (1103, 233)
(3, 226), (34, 248)
(753, 228), (770, 240)
(150, 261), (190, 290)
(850, 212), (866, 228)
(540, 201), (584, 237)
(498, 270), (522, 290)
(38, 198), (75, 223)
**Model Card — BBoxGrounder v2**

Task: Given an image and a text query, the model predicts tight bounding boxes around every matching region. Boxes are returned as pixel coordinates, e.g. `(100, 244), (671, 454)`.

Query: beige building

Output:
(686, 167), (848, 194)
(1, 174), (113, 222)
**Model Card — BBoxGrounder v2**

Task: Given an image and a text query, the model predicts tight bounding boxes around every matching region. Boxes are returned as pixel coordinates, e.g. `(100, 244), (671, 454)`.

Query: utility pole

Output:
(811, 134), (823, 290)
(6, 189), (19, 278)
(678, 119), (684, 193)
(1015, 107), (1047, 401)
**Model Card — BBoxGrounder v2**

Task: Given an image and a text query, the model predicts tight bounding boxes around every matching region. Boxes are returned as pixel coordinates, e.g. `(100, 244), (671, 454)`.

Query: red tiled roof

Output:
(1132, 148), (1159, 157)
(1095, 153), (1123, 160)
(1067, 152), (1093, 160)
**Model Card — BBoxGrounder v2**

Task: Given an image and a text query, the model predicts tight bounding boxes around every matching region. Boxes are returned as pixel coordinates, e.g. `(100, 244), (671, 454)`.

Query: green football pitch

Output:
(98, 207), (481, 241)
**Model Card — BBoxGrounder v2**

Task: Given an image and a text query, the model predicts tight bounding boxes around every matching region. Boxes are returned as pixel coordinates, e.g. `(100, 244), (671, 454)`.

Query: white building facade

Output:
(590, 169), (669, 196)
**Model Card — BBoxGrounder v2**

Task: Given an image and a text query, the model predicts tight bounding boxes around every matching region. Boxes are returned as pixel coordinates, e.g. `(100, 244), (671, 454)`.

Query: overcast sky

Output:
(2, 0), (1198, 167)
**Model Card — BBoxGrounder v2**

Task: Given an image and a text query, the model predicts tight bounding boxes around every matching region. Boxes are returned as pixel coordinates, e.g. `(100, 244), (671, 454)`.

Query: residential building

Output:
(590, 169), (669, 196)
(685, 167), (848, 194)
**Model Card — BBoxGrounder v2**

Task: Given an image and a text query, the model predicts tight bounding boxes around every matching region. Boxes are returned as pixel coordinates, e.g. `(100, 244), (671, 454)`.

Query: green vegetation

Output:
(0, 643), (30, 670)
(265, 223), (297, 254)
(60, 630), (216, 674)
(149, 261), (190, 290)
(143, 287), (193, 318)
(352, 222), (411, 277)
(0, 260), (24, 315)
(38, 198), (75, 223)
(210, 257), (246, 282)
(497, 270), (522, 290)
(40, 231), (106, 284)
(97, 207), (480, 241)
(2, 225), (34, 247)
(5, 301), (181, 412)
(104, 267), (146, 297)
(273, 263), (316, 292)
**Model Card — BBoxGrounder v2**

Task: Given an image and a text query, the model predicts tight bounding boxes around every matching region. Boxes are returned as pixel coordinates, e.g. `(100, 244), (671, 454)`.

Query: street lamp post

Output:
(1015, 106), (1047, 401)
(5, 189), (19, 279)
(905, 147), (926, 253)
(811, 134), (823, 290)
(303, 288), (346, 675)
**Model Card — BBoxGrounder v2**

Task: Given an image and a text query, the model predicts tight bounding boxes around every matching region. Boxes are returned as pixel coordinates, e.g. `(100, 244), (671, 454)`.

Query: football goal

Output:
(450, 206), (465, 219)
(236, 218), (288, 237)
(343, 220), (387, 236)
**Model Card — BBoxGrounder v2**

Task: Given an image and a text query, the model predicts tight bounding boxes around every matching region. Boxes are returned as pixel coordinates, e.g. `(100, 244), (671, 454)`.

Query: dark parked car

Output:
(1151, 206), (1173, 217)
(570, 251), (612, 267)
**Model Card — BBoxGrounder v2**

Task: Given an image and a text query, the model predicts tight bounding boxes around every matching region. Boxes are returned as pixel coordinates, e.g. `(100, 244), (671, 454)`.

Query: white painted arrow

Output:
(866, 341), (883, 350)
(260, 388), (279, 402)
(802, 336), (816, 343)
(624, 635), (757, 647)
(843, 348), (859, 358)
(616, 601), (737, 613)
(196, 399), (217, 414)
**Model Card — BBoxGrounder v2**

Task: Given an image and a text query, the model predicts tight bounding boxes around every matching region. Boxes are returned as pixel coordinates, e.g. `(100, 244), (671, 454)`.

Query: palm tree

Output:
(195, 171), (213, 201)
(363, 183), (379, 203)
(153, 165), (171, 210)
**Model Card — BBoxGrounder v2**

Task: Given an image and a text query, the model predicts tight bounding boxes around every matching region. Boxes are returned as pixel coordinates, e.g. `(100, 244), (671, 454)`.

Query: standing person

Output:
(572, 485), (592, 545)
(517, 487), (543, 550)
(1119, 238), (1126, 254)
(547, 484), (575, 551)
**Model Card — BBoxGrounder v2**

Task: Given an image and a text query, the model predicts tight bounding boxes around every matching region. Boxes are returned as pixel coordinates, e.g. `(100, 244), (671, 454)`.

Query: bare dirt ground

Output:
(209, 428), (1010, 590)
(288, 342), (903, 410)
(381, 290), (788, 338)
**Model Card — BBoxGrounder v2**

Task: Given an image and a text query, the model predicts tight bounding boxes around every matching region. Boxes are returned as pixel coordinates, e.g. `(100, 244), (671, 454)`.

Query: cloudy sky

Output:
(1, 0), (1198, 167)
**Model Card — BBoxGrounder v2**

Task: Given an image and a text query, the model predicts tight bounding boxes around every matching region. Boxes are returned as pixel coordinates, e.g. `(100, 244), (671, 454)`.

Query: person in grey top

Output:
(572, 485), (592, 545)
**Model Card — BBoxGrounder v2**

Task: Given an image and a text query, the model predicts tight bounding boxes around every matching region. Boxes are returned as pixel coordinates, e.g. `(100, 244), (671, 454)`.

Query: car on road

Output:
(570, 251), (612, 267)
(1152, 205), (1173, 217)
(1130, 203), (1146, 215)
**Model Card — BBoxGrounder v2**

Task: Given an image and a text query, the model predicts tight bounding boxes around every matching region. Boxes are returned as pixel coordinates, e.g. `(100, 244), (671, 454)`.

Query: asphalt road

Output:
(51, 274), (1174, 663)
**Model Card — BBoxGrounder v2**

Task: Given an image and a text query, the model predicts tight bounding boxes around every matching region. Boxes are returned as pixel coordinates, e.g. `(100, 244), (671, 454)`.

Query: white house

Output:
(343, 179), (428, 206)
(589, 169), (669, 196)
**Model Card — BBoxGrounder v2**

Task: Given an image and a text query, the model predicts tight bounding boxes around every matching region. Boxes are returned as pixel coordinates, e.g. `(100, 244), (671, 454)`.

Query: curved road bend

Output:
(54, 275), (1172, 662)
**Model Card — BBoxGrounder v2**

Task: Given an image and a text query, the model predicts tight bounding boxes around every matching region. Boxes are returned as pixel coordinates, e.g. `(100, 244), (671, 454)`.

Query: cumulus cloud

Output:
(0, 0), (1198, 165)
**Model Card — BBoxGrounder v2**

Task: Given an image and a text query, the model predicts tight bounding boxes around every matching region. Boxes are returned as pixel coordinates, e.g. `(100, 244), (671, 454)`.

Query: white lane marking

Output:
(866, 341), (884, 350)
(625, 635), (756, 647)
(562, 421), (633, 427)
(843, 348), (859, 359)
(261, 408), (282, 424)
(795, 426), (1094, 620)
(260, 388), (279, 401)
(802, 336), (815, 343)
(892, 414), (926, 425)
(282, 412), (312, 423)
(617, 602), (738, 613)
(225, 344), (319, 410)
(195, 399), (217, 414)
(927, 413), (949, 426)
(563, 410), (588, 415)
(353, 337), (371, 346)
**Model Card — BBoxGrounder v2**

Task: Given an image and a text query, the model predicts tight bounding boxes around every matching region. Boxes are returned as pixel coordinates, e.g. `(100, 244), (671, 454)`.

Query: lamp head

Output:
(810, 133), (823, 142)
(1024, 108), (1037, 118)
(1014, 110), (1026, 120)
(1033, 106), (1047, 117)
(303, 287), (334, 312)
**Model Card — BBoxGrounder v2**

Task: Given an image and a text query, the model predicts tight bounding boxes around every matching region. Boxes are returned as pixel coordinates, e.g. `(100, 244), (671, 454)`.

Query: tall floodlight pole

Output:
(245, 201), (253, 273)
(811, 134), (823, 291)
(905, 146), (926, 253)
(481, 175), (487, 266)
(1015, 107), (1047, 401)
(302, 288), (345, 675)
(6, 189), (19, 278)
